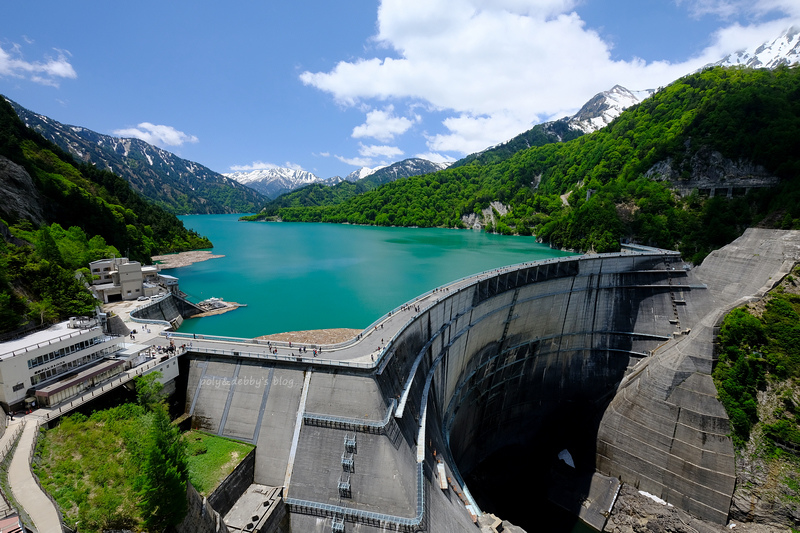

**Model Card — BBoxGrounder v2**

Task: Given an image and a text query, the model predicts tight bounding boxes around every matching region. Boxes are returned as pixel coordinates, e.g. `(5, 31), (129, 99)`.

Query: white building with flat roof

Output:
(0, 320), (125, 410)
(89, 257), (165, 303)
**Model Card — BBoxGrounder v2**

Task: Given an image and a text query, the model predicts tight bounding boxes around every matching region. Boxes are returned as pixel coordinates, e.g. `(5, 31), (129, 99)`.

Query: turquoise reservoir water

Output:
(173, 215), (575, 338)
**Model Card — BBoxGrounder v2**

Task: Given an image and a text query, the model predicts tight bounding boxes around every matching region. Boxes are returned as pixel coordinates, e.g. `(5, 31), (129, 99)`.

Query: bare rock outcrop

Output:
(645, 144), (779, 197)
(606, 484), (786, 533)
(0, 155), (44, 225)
(461, 201), (510, 230)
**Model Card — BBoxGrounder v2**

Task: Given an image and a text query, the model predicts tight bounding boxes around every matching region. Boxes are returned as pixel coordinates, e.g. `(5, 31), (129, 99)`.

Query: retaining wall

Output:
(130, 294), (202, 327)
(208, 447), (256, 517)
(178, 482), (229, 533)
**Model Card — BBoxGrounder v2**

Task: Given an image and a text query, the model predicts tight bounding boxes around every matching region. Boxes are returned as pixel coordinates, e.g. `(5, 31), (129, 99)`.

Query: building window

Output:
(28, 335), (103, 369)
(12, 383), (24, 392)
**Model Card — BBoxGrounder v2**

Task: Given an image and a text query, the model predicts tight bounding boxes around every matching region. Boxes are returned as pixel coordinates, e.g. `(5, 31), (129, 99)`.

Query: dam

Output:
(154, 228), (800, 531)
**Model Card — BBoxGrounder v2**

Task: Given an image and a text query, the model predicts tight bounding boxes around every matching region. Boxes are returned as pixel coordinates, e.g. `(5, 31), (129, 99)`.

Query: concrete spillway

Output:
(181, 229), (800, 532)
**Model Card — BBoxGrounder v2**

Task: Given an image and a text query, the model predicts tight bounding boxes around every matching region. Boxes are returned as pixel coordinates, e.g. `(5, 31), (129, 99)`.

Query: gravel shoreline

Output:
(255, 328), (361, 345)
(151, 250), (224, 269)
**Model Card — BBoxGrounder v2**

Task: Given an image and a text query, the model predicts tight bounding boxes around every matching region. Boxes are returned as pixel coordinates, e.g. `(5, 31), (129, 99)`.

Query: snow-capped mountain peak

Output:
(566, 85), (655, 134)
(710, 26), (800, 70)
(224, 167), (322, 198)
(344, 165), (386, 182)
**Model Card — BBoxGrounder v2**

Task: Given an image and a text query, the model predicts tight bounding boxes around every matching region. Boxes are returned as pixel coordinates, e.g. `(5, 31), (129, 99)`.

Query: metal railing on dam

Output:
(285, 462), (426, 531)
(166, 249), (683, 369)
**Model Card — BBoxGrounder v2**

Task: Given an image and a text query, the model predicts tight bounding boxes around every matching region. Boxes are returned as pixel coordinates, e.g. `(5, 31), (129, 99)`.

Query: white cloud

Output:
(427, 111), (533, 154)
(678, 0), (800, 18)
(415, 151), (457, 164)
(0, 44), (76, 87)
(112, 122), (199, 147)
(352, 105), (418, 141)
(334, 143), (405, 168)
(301, 0), (800, 155)
(335, 154), (376, 167)
(229, 160), (304, 172)
(693, 18), (798, 59)
(358, 143), (404, 158)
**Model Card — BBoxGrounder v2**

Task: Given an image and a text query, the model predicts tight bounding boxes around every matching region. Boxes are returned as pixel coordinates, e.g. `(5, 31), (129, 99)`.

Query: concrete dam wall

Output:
(182, 229), (800, 531)
(377, 250), (705, 525)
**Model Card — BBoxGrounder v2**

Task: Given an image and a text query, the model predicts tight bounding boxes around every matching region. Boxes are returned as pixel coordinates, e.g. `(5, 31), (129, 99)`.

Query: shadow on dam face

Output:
(462, 396), (608, 532)
(449, 342), (629, 532)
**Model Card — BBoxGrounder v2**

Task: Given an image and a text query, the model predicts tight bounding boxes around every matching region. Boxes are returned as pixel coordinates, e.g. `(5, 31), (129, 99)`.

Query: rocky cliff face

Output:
(0, 155), (44, 225)
(645, 143), (780, 197)
(460, 201), (509, 230)
(730, 442), (800, 529)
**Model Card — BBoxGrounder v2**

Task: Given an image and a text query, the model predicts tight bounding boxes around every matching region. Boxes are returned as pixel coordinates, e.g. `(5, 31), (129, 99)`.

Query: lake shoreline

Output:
(152, 250), (224, 269)
(255, 328), (361, 345)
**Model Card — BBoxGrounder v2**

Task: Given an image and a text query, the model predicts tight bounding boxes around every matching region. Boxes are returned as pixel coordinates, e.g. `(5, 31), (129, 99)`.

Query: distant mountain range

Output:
(225, 158), (450, 199)
(224, 167), (326, 198)
(6, 99), (264, 215)
(251, 158), (452, 213)
(230, 84), (656, 197)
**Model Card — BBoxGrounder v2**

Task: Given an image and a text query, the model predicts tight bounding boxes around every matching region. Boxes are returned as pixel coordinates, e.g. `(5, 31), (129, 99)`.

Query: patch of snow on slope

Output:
(345, 166), (385, 182)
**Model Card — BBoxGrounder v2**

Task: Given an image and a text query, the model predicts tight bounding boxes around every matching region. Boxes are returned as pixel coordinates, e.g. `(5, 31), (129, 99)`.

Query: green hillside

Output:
(0, 96), (212, 333)
(266, 66), (800, 263)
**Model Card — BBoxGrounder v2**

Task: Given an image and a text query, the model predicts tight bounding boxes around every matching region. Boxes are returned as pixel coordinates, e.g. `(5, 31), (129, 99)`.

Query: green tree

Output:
(136, 405), (188, 531)
(36, 226), (63, 264)
(135, 371), (165, 411)
(27, 297), (59, 325)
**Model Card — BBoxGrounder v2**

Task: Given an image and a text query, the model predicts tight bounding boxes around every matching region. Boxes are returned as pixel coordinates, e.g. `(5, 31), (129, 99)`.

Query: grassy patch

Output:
(185, 430), (254, 495)
(33, 405), (253, 532)
(33, 404), (148, 532)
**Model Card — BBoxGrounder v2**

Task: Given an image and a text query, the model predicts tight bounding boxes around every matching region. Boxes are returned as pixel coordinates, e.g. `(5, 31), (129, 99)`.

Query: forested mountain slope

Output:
(268, 66), (800, 264)
(7, 98), (264, 215)
(0, 96), (212, 333)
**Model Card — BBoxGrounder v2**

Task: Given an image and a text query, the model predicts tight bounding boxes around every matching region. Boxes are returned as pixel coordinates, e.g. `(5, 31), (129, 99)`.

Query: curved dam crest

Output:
(167, 229), (800, 532)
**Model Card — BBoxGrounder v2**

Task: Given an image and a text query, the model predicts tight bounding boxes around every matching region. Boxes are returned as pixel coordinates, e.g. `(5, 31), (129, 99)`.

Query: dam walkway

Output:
(155, 249), (688, 371)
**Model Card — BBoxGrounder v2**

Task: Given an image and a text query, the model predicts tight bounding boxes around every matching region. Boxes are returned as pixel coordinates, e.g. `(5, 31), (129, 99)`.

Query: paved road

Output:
(9, 419), (62, 533)
(0, 419), (23, 516)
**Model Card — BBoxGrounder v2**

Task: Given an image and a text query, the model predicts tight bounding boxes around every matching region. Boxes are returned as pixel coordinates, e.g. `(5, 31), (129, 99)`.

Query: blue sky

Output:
(1, 1), (798, 179)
